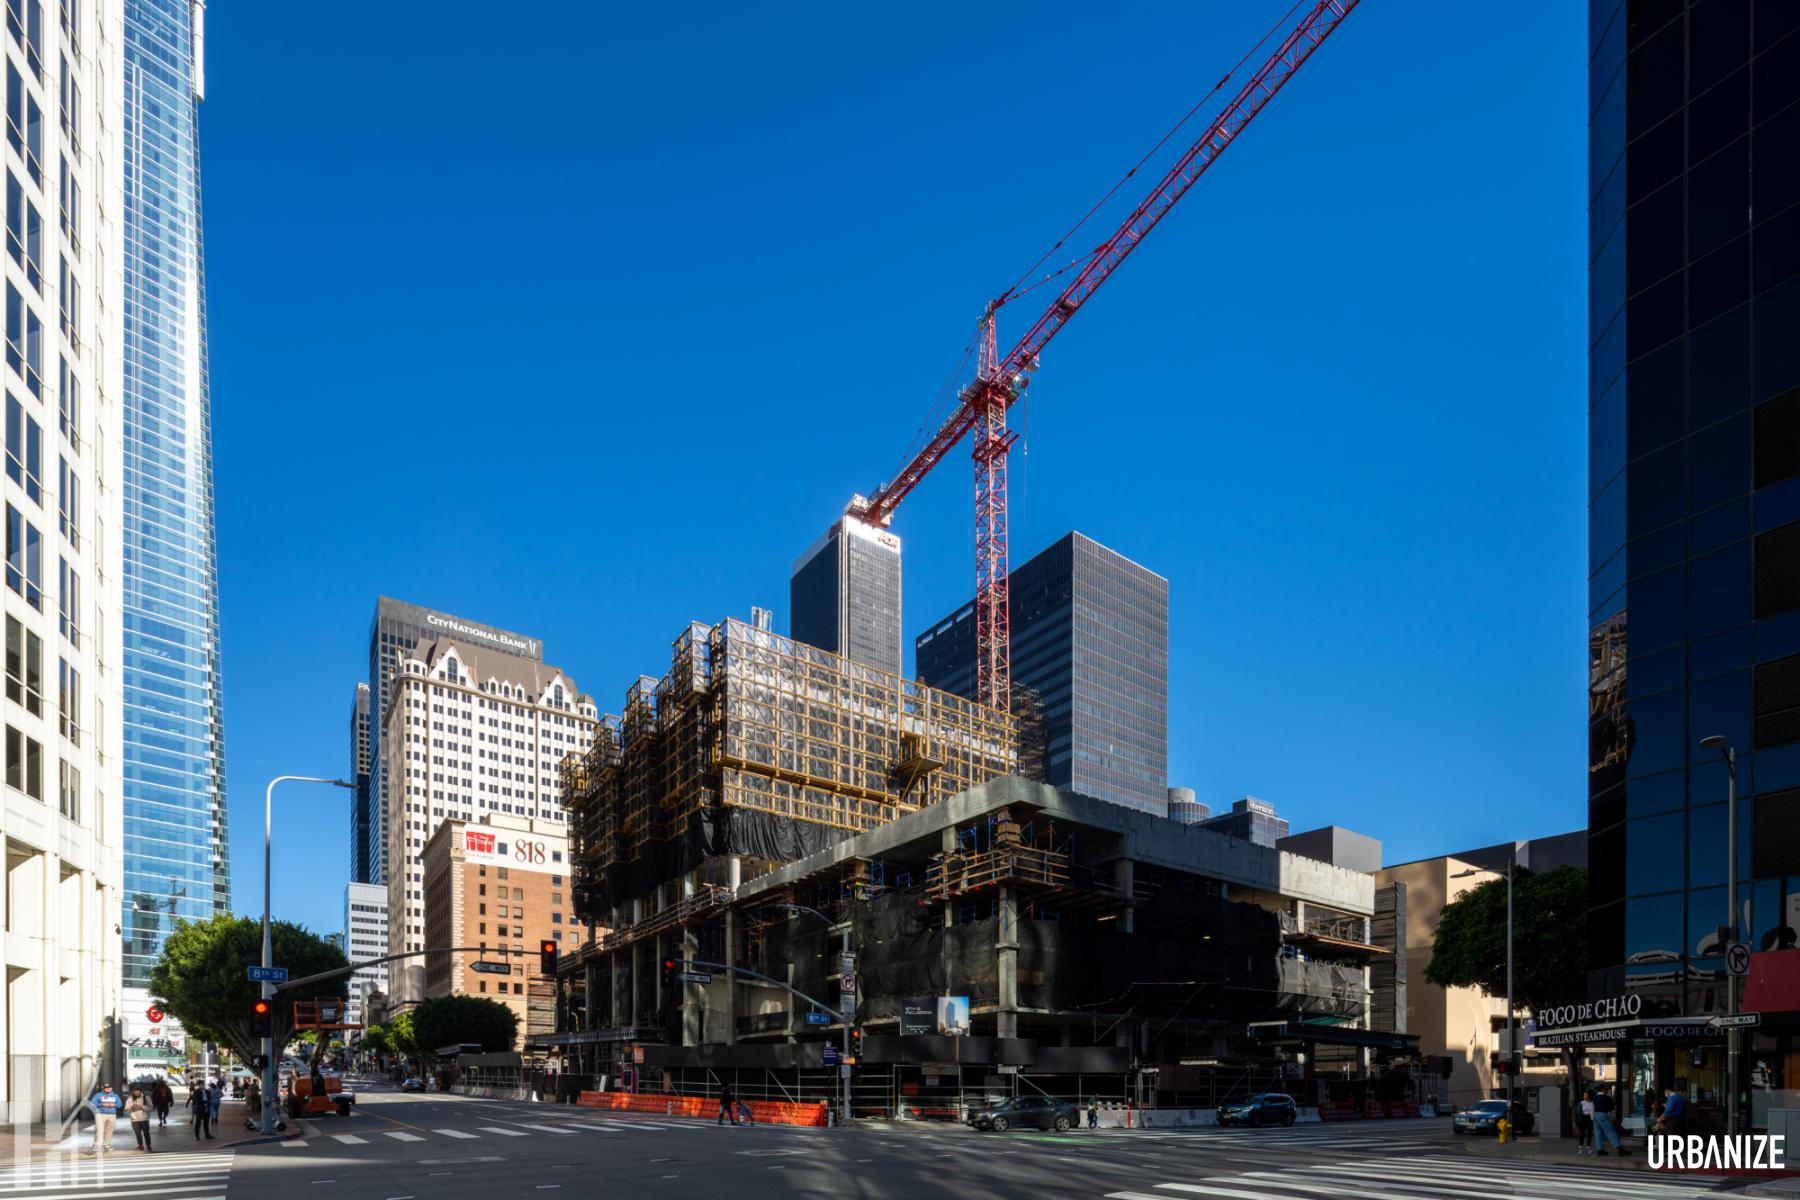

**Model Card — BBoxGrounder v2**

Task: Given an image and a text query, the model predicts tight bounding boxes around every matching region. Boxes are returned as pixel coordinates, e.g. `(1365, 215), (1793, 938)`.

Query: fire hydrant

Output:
(1496, 1116), (1512, 1144)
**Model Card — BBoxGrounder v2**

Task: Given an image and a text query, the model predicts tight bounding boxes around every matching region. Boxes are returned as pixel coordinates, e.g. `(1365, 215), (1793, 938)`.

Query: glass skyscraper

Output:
(917, 531), (1168, 814)
(790, 513), (903, 677)
(119, 0), (227, 989)
(1583, 0), (1800, 1133)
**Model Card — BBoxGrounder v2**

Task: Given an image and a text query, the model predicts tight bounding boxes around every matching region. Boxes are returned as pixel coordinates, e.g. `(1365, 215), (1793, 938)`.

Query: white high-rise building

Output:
(344, 881), (387, 1028)
(0, 0), (127, 1121)
(382, 638), (597, 1007)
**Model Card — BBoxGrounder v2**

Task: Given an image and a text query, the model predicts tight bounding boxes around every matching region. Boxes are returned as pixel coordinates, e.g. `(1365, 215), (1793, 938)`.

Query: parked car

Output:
(399, 1076), (426, 1093)
(1217, 1092), (1299, 1127)
(1452, 1099), (1534, 1136)
(969, 1095), (1081, 1132)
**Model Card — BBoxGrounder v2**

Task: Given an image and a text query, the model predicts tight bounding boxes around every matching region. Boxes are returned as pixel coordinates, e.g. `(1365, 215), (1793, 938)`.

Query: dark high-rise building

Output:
(1198, 797), (1289, 848)
(1580, 0), (1800, 1132)
(365, 598), (543, 885)
(917, 532), (1168, 814)
(350, 682), (373, 884)
(790, 511), (903, 676)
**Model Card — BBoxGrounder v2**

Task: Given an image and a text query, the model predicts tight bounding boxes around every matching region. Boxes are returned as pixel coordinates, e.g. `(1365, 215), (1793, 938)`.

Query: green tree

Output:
(147, 914), (349, 1064)
(1424, 865), (1588, 1010)
(389, 1010), (418, 1058)
(411, 995), (519, 1059)
(360, 1025), (392, 1056)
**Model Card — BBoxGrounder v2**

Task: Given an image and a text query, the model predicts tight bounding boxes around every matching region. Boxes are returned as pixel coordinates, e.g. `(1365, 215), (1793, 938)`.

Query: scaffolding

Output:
(567, 618), (1016, 919)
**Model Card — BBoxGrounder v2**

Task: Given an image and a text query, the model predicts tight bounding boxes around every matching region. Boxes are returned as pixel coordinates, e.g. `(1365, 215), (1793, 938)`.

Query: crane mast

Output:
(858, 0), (1360, 710)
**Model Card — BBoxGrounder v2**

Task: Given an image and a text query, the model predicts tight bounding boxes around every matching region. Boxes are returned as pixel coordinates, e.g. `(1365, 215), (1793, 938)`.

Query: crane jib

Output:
(856, 0), (1361, 680)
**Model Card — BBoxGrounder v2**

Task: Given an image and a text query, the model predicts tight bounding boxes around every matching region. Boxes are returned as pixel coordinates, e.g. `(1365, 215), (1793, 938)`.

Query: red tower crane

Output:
(852, 0), (1360, 710)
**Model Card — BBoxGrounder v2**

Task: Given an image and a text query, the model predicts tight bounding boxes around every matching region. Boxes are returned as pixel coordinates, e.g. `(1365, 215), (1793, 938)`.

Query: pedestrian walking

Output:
(206, 1080), (222, 1137)
(1576, 1090), (1595, 1154)
(1088, 1097), (1099, 1129)
(718, 1083), (738, 1126)
(187, 1080), (213, 1140)
(1662, 1086), (1688, 1136)
(126, 1087), (153, 1152)
(1591, 1086), (1627, 1156)
(152, 1080), (173, 1127)
(89, 1083), (121, 1155)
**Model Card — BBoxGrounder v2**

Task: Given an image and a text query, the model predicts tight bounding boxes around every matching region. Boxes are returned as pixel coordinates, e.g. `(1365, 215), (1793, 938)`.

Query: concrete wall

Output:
(1277, 851), (1376, 917)
(1278, 826), (1384, 875)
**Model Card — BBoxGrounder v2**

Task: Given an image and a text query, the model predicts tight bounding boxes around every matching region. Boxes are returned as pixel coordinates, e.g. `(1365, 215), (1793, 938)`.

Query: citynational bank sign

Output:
(1531, 992), (1717, 1047)
(424, 611), (540, 659)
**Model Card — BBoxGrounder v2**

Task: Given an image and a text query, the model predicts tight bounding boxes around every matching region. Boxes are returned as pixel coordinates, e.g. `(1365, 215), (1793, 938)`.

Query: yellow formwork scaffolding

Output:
(566, 617), (1016, 914)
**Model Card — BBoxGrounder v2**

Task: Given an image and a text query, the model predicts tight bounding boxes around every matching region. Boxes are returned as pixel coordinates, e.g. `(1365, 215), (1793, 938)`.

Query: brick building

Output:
(420, 815), (574, 1043)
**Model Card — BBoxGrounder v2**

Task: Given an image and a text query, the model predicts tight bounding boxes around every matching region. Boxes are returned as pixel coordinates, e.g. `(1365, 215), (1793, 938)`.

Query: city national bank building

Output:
(1583, 0), (1800, 1134)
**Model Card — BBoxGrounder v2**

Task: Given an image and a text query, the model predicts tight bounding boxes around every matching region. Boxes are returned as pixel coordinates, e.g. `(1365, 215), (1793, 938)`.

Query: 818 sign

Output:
(512, 839), (547, 865)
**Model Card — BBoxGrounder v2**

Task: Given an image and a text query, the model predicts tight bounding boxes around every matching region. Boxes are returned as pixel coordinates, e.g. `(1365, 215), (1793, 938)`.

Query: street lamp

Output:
(260, 775), (353, 1134)
(1455, 849), (1515, 1135)
(1700, 735), (1740, 1136)
(780, 902), (854, 1126)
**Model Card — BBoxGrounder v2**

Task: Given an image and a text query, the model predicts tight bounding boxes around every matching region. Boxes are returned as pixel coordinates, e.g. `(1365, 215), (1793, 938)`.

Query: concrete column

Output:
(728, 854), (742, 894)
(995, 885), (1018, 1040)
(723, 907), (738, 1045)
(681, 925), (702, 1047)
(613, 951), (627, 1030)
(583, 960), (599, 1031)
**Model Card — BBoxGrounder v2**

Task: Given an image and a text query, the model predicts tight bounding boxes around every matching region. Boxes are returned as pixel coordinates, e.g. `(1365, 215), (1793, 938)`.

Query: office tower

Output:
(420, 815), (569, 1041)
(1197, 797), (1289, 848)
(790, 509), (902, 676)
(119, 0), (228, 996)
(917, 532), (1169, 813)
(1584, 1), (1800, 1126)
(0, 0), (127, 1118)
(350, 683), (371, 882)
(1167, 787), (1210, 825)
(382, 635), (596, 1006)
(344, 881), (388, 1026)
(365, 597), (541, 886)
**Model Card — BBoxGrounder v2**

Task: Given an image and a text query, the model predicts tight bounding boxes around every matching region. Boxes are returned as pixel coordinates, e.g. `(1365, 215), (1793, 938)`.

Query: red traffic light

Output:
(541, 940), (557, 955)
(252, 1000), (270, 1015)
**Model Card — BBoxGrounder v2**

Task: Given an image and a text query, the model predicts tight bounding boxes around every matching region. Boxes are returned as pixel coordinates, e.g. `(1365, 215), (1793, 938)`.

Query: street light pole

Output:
(783, 903), (853, 1126)
(261, 775), (352, 1135)
(1506, 843), (1515, 1132)
(1701, 736), (1741, 1135)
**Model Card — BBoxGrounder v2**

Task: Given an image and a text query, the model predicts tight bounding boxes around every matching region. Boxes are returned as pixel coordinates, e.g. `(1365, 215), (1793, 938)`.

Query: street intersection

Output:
(13, 1080), (1741, 1200)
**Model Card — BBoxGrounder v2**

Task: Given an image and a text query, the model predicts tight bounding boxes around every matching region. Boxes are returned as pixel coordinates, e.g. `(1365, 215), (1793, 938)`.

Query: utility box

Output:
(1536, 1085), (1565, 1138)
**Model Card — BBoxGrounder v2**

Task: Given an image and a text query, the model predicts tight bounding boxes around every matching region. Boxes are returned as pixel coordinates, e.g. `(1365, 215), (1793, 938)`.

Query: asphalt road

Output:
(13, 1080), (1739, 1200)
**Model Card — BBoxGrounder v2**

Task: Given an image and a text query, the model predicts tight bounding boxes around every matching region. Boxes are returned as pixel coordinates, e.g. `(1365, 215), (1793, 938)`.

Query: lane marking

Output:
(514, 1124), (577, 1135)
(476, 1126), (530, 1137)
(280, 1140), (309, 1149)
(431, 1129), (479, 1139)
(381, 1131), (425, 1142)
(332, 1134), (369, 1144)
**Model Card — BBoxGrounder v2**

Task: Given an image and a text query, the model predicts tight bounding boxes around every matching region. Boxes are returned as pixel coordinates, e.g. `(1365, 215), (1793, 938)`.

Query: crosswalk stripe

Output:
(0, 1187), (228, 1200)
(477, 1126), (530, 1137)
(381, 1132), (425, 1142)
(0, 1194), (227, 1200)
(514, 1124), (576, 1135)
(1297, 1161), (1714, 1197)
(1232, 1172), (1516, 1200)
(1144, 1186), (1298, 1200)
(280, 1140), (308, 1149)
(431, 1129), (478, 1139)
(331, 1134), (369, 1144)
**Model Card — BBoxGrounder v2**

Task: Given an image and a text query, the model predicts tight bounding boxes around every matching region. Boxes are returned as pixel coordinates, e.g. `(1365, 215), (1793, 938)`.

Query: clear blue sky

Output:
(202, 1), (1589, 938)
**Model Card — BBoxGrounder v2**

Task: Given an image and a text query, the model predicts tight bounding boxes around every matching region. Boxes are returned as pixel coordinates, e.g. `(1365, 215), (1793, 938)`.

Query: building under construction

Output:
(563, 616), (1018, 927)
(546, 768), (1418, 1118)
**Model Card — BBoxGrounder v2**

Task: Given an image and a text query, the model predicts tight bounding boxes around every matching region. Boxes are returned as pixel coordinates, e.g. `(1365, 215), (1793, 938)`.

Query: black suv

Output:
(1217, 1092), (1299, 1127)
(969, 1095), (1082, 1132)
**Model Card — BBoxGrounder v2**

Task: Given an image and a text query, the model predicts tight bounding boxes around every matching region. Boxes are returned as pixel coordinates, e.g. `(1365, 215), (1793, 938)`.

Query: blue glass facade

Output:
(119, 0), (225, 987)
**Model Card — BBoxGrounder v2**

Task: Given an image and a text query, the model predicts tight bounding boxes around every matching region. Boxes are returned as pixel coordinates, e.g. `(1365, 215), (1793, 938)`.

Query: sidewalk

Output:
(0, 1098), (294, 1165)
(1457, 1132), (1662, 1172)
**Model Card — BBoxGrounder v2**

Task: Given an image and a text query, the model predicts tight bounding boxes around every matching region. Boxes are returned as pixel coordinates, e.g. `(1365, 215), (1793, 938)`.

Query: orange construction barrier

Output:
(576, 1091), (828, 1127)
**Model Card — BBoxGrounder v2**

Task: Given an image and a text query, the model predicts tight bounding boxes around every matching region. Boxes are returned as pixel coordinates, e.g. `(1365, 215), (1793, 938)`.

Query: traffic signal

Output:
(250, 997), (272, 1039)
(848, 1027), (862, 1064)
(662, 958), (678, 987)
(539, 939), (559, 975)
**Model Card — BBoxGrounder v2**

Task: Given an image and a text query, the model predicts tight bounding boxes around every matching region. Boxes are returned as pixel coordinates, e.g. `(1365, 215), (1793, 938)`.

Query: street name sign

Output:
(805, 1011), (830, 1026)
(246, 966), (288, 983)
(678, 971), (713, 985)
(470, 961), (512, 975)
(1711, 1012), (1761, 1028)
